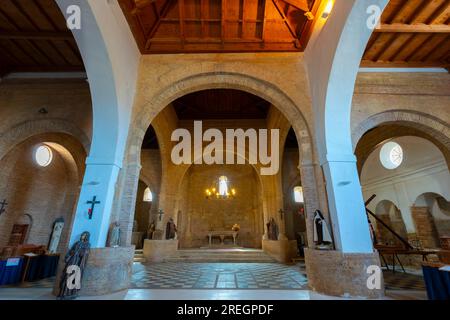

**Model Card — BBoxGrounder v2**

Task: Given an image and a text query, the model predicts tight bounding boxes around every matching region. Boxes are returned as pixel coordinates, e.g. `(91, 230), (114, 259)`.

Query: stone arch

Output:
(0, 118), (90, 161)
(118, 72), (322, 245)
(352, 110), (450, 151)
(353, 111), (450, 173)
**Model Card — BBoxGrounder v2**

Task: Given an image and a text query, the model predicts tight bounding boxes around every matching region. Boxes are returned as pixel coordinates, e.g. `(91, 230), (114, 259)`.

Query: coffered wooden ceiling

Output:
(119, 0), (319, 53)
(363, 0), (450, 69)
(0, 0), (84, 76)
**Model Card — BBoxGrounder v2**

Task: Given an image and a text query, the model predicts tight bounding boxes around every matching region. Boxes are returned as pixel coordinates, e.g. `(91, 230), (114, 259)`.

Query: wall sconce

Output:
(322, 0), (334, 19)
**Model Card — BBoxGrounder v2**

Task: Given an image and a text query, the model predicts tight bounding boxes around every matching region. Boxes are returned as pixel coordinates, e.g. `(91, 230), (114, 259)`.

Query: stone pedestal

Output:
(53, 246), (134, 297)
(304, 248), (384, 299)
(143, 239), (179, 262)
(131, 232), (144, 248)
(262, 239), (297, 263)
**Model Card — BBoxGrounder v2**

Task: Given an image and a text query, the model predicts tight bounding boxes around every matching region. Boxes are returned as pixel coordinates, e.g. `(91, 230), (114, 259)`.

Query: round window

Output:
(35, 145), (53, 167)
(380, 142), (403, 170)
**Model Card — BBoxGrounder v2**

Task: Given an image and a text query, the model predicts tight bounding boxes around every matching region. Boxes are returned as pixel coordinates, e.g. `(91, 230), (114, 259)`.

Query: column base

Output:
(143, 239), (179, 262)
(53, 246), (134, 297)
(262, 239), (297, 263)
(304, 248), (384, 299)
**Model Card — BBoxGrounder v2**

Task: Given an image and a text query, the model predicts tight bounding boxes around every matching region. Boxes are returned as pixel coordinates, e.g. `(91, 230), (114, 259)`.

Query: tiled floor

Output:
(0, 262), (428, 300)
(131, 262), (309, 289)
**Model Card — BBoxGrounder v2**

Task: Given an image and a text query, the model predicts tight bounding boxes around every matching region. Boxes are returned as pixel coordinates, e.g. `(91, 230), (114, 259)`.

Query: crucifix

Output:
(87, 196), (100, 220)
(279, 209), (284, 221)
(0, 199), (7, 217)
(158, 209), (164, 221)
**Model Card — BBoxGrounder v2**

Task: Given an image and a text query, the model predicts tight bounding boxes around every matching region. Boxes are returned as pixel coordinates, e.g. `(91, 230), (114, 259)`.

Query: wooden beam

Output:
(145, 0), (174, 50)
(0, 30), (74, 40)
(279, 0), (310, 12)
(374, 24), (450, 33)
(272, 0), (298, 39)
(361, 59), (449, 69)
(179, 0), (185, 47)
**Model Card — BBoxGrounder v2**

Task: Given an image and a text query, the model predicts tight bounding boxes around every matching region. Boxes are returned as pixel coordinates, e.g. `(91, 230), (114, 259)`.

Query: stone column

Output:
(68, 161), (121, 248)
(411, 206), (440, 248)
(322, 158), (374, 253)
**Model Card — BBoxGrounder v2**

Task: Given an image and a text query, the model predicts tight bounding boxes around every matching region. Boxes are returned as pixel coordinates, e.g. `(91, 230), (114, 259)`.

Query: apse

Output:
(0, 134), (85, 254)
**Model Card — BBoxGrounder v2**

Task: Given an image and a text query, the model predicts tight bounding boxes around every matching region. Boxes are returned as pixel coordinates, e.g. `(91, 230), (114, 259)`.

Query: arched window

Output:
(35, 145), (53, 167)
(219, 176), (228, 196)
(143, 187), (153, 202)
(294, 186), (304, 203)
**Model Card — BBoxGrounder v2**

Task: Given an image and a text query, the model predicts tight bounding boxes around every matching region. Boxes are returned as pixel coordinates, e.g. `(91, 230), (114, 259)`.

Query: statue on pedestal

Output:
(147, 221), (156, 240)
(266, 218), (279, 241)
(165, 217), (177, 240)
(58, 231), (91, 300)
(108, 222), (121, 247)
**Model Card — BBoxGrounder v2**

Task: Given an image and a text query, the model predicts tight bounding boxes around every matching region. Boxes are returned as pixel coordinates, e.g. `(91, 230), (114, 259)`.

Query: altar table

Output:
(207, 231), (238, 246)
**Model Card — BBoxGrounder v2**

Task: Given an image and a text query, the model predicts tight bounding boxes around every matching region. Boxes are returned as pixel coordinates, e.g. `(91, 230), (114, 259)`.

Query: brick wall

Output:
(0, 139), (79, 252)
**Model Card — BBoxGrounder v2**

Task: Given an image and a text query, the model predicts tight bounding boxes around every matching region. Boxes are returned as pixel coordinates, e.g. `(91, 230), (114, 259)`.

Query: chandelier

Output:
(205, 176), (236, 200)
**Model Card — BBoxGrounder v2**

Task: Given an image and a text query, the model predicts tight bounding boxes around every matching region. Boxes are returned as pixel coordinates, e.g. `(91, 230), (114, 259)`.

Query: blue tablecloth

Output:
(0, 257), (24, 286)
(23, 255), (59, 282)
(422, 266), (450, 300)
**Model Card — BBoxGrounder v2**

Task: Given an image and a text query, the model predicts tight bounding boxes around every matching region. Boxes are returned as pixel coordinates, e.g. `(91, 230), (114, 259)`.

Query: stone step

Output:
(163, 249), (275, 263)
(134, 257), (147, 263)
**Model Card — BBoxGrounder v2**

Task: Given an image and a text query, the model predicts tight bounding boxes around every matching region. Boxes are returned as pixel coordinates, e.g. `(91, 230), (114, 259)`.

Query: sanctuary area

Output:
(0, 0), (449, 301)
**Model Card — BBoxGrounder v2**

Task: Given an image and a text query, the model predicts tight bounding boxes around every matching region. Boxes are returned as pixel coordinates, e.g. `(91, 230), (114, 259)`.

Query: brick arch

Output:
(0, 118), (90, 162)
(353, 110), (450, 173)
(116, 72), (322, 245)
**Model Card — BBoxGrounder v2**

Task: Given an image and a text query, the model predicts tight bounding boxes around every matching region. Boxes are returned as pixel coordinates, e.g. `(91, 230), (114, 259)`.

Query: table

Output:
(208, 231), (238, 246)
(0, 257), (24, 286)
(22, 254), (60, 282)
(375, 245), (439, 273)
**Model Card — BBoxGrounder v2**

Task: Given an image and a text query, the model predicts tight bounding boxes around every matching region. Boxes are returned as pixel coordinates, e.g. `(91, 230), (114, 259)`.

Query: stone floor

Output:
(131, 262), (308, 289)
(0, 262), (428, 300)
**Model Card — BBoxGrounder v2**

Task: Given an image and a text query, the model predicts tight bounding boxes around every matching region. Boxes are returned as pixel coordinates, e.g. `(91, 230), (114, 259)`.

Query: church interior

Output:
(0, 0), (449, 301)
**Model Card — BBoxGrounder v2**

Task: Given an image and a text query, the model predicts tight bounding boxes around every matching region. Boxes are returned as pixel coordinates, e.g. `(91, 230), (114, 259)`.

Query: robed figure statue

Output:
(108, 222), (121, 247)
(165, 218), (177, 240)
(266, 218), (279, 240)
(57, 231), (91, 299)
(313, 210), (333, 247)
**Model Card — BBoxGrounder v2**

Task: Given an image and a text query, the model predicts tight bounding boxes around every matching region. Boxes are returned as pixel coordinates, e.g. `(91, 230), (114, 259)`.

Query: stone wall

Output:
(178, 164), (263, 248)
(0, 138), (81, 252)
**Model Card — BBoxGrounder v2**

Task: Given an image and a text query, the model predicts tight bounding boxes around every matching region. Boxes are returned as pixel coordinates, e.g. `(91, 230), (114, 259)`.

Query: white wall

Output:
(361, 136), (450, 233)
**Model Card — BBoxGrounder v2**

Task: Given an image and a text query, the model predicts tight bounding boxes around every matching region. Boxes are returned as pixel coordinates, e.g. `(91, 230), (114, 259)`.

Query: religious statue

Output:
(266, 218), (279, 241)
(232, 224), (240, 232)
(48, 217), (65, 254)
(58, 231), (91, 300)
(165, 217), (177, 240)
(147, 221), (156, 240)
(313, 210), (333, 248)
(108, 222), (121, 247)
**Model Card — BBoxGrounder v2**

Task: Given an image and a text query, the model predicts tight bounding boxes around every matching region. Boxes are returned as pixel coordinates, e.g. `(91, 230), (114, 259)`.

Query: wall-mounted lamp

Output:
(322, 0), (334, 19)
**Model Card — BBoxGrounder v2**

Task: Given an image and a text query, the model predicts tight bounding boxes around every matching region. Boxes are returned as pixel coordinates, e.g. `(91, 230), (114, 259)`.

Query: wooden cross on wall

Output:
(0, 199), (7, 217)
(87, 196), (100, 220)
(158, 209), (164, 221)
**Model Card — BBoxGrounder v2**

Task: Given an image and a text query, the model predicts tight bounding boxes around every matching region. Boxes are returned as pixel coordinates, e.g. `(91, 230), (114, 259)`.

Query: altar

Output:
(207, 231), (238, 246)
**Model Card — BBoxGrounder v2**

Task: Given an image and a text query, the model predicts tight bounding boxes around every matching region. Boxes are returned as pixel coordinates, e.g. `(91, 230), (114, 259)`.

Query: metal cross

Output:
(0, 199), (7, 217)
(158, 209), (164, 221)
(87, 196), (100, 220)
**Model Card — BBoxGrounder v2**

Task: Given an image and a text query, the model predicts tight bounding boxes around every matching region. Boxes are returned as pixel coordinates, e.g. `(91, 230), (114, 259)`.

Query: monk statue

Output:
(266, 218), (279, 241)
(147, 221), (156, 240)
(165, 217), (177, 240)
(108, 222), (121, 247)
(57, 231), (91, 300)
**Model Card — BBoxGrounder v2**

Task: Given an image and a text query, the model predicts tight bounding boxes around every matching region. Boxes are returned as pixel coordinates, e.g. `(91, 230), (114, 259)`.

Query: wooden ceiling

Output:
(173, 89), (271, 119)
(0, 0), (84, 76)
(363, 0), (450, 69)
(119, 0), (319, 53)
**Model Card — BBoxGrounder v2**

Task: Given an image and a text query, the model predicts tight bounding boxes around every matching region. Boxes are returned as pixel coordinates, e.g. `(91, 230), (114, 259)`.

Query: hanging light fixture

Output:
(322, 0), (334, 19)
(205, 176), (236, 200)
